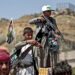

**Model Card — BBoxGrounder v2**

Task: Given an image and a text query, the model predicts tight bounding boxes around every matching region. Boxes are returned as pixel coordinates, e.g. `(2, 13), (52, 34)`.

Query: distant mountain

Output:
(0, 18), (9, 22)
(0, 18), (9, 26)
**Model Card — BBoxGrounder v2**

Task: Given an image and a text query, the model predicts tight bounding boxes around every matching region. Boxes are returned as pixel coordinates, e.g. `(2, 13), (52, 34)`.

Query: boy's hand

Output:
(26, 39), (43, 48)
(54, 34), (61, 41)
(35, 41), (43, 48)
(26, 39), (37, 45)
(55, 34), (61, 39)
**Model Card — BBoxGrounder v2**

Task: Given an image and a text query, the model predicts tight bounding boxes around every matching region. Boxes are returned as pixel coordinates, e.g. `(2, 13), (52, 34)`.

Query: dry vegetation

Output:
(0, 11), (75, 51)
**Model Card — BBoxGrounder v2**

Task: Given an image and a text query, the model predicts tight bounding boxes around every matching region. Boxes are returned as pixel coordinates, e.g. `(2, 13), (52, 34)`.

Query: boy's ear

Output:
(23, 33), (25, 36)
(23, 33), (24, 36)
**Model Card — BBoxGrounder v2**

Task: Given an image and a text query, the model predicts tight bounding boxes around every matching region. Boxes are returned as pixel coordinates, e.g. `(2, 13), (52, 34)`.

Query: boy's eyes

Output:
(27, 34), (32, 36)
(0, 62), (9, 65)
(5, 62), (9, 65)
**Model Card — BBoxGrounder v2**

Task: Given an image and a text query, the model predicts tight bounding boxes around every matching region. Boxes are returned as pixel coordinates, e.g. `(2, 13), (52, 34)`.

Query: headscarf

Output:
(0, 46), (10, 61)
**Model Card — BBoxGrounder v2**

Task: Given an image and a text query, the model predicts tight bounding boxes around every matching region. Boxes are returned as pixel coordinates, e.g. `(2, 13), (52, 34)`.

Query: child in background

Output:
(15, 27), (42, 75)
(0, 46), (11, 75)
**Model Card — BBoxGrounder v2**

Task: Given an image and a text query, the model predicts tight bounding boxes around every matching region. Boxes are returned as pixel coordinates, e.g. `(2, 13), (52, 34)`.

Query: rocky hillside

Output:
(55, 15), (75, 41)
(0, 11), (75, 51)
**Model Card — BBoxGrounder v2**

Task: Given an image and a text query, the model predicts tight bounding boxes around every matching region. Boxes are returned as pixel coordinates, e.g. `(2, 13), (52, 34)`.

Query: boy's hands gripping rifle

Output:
(44, 16), (64, 40)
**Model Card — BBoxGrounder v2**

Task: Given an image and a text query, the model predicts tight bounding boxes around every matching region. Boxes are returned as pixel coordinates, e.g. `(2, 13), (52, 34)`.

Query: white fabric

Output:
(21, 44), (31, 53)
(16, 66), (34, 75)
(20, 44), (33, 65)
(9, 27), (13, 32)
(42, 5), (52, 12)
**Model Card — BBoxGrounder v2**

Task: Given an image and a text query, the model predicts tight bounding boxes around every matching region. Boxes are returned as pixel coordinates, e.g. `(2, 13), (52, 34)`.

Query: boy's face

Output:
(24, 32), (33, 40)
(43, 11), (51, 17)
(0, 61), (10, 75)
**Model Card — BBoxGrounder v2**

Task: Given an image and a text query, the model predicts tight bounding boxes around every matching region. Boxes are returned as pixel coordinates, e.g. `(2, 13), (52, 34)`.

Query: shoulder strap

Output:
(43, 16), (56, 31)
(11, 44), (32, 69)
(19, 44), (32, 59)
(11, 42), (27, 58)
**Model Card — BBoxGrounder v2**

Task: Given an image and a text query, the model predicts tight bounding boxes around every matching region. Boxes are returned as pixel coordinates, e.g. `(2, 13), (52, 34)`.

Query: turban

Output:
(0, 47), (10, 61)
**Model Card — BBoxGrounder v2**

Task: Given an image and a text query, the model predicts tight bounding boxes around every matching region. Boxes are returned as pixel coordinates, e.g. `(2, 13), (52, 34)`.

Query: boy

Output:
(0, 46), (11, 75)
(14, 27), (42, 75)
(29, 5), (61, 67)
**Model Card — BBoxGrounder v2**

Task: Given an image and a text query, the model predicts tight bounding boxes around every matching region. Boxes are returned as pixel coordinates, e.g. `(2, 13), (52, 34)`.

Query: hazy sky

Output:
(0, 0), (75, 19)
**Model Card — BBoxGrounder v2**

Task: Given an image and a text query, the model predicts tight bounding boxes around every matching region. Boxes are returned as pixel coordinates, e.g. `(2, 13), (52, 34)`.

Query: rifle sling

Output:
(43, 16), (56, 31)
